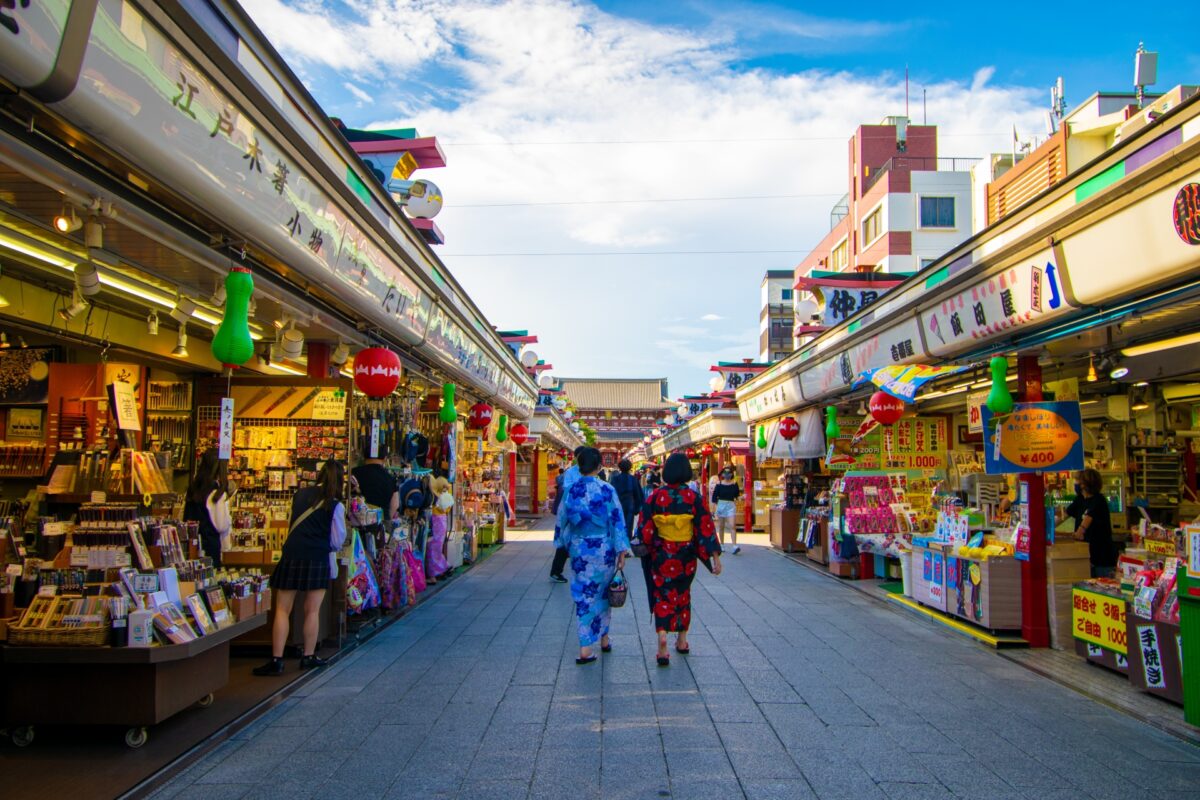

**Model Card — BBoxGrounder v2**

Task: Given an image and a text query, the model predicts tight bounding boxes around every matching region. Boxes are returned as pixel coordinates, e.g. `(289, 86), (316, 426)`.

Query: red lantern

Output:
(701, 444), (714, 457)
(468, 402), (493, 430)
(686, 447), (697, 459)
(353, 347), (402, 398)
(509, 423), (530, 446)
(779, 416), (800, 440)
(558, 448), (570, 459)
(869, 391), (905, 426)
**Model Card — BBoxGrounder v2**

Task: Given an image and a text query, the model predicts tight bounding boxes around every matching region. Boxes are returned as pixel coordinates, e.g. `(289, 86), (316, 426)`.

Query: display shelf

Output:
(1131, 450), (1181, 507)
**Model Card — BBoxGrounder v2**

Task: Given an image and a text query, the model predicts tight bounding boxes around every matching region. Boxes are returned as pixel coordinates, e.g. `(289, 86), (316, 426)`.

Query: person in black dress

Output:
(183, 448), (231, 567)
(254, 461), (347, 675)
(1061, 468), (1117, 578)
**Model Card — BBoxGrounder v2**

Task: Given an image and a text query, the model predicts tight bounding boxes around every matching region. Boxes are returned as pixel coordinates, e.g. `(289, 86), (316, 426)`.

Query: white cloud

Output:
(342, 81), (374, 105)
(243, 0), (1048, 397)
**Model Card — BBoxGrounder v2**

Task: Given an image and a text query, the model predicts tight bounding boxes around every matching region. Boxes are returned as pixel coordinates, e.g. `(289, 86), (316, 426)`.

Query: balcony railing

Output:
(861, 156), (981, 195)
(829, 193), (849, 231)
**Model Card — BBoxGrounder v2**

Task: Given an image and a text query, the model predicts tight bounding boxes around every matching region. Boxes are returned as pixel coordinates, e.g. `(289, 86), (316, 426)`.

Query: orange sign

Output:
(983, 402), (1084, 475)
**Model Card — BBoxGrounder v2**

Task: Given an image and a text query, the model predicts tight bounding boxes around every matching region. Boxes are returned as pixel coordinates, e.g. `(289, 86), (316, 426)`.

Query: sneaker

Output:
(550, 574), (568, 584)
(252, 658), (284, 676)
(732, 546), (742, 555)
(299, 655), (329, 670)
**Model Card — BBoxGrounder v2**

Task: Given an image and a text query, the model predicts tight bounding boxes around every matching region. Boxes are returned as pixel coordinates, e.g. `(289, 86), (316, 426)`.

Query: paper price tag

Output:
(218, 397), (235, 460)
(91, 491), (106, 503)
(370, 419), (380, 458)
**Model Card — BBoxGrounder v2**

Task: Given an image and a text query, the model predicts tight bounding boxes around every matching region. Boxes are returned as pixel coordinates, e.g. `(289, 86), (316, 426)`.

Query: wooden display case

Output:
(769, 507), (802, 552)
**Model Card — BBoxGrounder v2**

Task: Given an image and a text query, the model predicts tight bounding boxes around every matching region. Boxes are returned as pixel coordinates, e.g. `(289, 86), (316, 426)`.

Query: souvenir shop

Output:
(527, 404), (587, 516)
(736, 90), (1200, 721)
(0, 0), (537, 794)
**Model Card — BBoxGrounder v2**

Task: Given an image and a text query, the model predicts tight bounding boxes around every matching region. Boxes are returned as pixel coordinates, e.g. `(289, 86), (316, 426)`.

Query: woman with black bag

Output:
(254, 461), (347, 676)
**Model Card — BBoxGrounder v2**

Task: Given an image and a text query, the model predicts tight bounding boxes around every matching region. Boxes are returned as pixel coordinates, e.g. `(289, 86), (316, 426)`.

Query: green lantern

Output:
(825, 406), (840, 439)
(756, 425), (767, 449)
(495, 414), (509, 443)
(985, 356), (1014, 414)
(439, 382), (458, 423)
(210, 267), (255, 367)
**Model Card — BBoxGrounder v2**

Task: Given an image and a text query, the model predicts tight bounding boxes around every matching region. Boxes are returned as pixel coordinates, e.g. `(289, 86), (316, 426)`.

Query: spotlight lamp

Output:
(330, 340), (351, 366)
(1086, 353), (1098, 383)
(83, 218), (103, 249)
(0, 333), (9, 349)
(280, 320), (304, 359)
(58, 291), (88, 321)
(172, 324), (189, 358)
(74, 261), (101, 297)
(147, 310), (159, 336)
(53, 208), (82, 234)
(170, 296), (197, 324)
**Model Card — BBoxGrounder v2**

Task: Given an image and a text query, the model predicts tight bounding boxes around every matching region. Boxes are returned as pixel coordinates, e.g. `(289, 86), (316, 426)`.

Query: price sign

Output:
(1145, 538), (1176, 557)
(1072, 588), (1127, 655)
(218, 397), (235, 460)
(982, 401), (1084, 475)
(311, 390), (347, 421)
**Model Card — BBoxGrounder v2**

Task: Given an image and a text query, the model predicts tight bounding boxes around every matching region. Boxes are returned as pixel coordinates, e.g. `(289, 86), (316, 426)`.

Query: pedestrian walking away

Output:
(183, 448), (232, 569)
(640, 452), (722, 667)
(711, 465), (742, 555)
(549, 445), (586, 583)
(555, 447), (630, 664)
(254, 460), (347, 675)
(609, 458), (645, 538)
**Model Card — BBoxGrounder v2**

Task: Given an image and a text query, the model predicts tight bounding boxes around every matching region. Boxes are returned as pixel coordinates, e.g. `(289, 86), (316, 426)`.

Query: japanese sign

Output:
(920, 255), (1069, 358)
(218, 398), (235, 460)
(967, 392), (988, 434)
(311, 390), (347, 421)
(1135, 625), (1167, 689)
(1072, 588), (1127, 655)
(924, 550), (945, 604)
(1187, 525), (1200, 580)
(795, 271), (907, 327)
(826, 416), (880, 471)
(109, 381), (141, 432)
(0, 0), (68, 88)
(823, 287), (884, 326)
(982, 401), (1084, 475)
(879, 417), (947, 470)
(369, 418), (380, 459)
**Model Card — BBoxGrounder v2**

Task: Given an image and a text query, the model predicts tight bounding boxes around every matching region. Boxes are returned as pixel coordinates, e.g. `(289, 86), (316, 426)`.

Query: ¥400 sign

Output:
(981, 401), (1084, 475)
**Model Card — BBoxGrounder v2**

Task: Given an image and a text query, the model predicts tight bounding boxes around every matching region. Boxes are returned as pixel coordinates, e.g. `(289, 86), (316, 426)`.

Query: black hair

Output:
(618, 459), (632, 473)
(1078, 468), (1102, 496)
(317, 460), (346, 505)
(573, 446), (586, 458)
(576, 447), (602, 475)
(189, 448), (223, 503)
(662, 452), (693, 486)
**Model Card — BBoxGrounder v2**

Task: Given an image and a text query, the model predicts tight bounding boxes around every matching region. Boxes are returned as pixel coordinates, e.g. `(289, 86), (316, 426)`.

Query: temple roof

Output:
(558, 378), (673, 411)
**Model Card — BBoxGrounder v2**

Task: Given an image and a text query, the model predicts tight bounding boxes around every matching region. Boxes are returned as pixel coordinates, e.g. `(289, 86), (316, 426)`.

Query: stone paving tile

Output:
(150, 527), (1200, 800)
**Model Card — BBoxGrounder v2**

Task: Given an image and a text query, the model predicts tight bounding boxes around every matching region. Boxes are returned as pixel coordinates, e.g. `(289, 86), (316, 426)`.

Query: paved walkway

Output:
(149, 521), (1200, 800)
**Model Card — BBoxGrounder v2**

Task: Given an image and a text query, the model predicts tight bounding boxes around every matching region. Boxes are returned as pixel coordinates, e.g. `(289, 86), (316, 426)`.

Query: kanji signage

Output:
(919, 253), (1069, 358)
(981, 401), (1084, 475)
(1072, 587), (1127, 655)
(0, 0), (67, 87)
(1135, 625), (1167, 689)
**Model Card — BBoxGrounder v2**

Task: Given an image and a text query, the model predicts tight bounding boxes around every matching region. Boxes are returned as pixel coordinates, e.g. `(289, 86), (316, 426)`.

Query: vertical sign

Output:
(1137, 625), (1166, 689)
(967, 392), (987, 433)
(110, 382), (141, 431)
(370, 418), (381, 458)
(218, 398), (234, 460)
(1187, 525), (1200, 579)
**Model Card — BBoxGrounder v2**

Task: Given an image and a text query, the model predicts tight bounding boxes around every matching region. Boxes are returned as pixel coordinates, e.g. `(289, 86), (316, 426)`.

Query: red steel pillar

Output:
(743, 450), (756, 533)
(1019, 355), (1050, 647)
(306, 342), (330, 379)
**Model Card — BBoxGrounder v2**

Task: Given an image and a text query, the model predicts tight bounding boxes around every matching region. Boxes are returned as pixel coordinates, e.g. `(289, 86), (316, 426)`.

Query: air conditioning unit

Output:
(1162, 383), (1200, 404)
(1082, 396), (1130, 421)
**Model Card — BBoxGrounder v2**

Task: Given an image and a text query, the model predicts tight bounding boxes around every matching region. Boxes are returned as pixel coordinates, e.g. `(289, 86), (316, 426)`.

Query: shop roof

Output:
(557, 378), (674, 411)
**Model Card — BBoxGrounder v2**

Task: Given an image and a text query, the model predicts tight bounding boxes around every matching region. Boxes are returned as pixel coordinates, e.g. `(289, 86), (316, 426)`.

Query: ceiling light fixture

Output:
(330, 340), (351, 366)
(280, 320), (304, 360)
(172, 325), (188, 358)
(1086, 354), (1098, 382)
(0, 333), (9, 350)
(1134, 380), (1149, 387)
(1122, 331), (1200, 358)
(170, 296), (197, 324)
(74, 261), (101, 297)
(58, 291), (88, 321)
(147, 310), (159, 336)
(53, 208), (83, 234)
(83, 218), (103, 249)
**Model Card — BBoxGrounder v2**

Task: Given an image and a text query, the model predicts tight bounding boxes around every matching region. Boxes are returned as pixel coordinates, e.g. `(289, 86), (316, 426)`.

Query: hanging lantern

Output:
(210, 267), (255, 367)
(701, 444), (714, 457)
(779, 416), (800, 440)
(439, 383), (458, 423)
(564, 409), (574, 420)
(756, 426), (767, 449)
(985, 356), (1014, 414)
(558, 448), (570, 459)
(353, 347), (402, 398)
(510, 422), (530, 446)
(552, 396), (567, 411)
(868, 391), (905, 426)
(686, 447), (697, 459)
(825, 406), (841, 439)
(468, 402), (493, 430)
(495, 414), (509, 442)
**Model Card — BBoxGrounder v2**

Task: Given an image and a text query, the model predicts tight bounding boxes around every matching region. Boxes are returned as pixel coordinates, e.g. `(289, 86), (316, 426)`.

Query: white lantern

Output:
(537, 373), (554, 389)
(677, 403), (688, 417)
(404, 179), (444, 219)
(520, 349), (539, 368)
(709, 375), (726, 393)
(564, 410), (574, 419)
(643, 435), (651, 443)
(794, 298), (819, 321)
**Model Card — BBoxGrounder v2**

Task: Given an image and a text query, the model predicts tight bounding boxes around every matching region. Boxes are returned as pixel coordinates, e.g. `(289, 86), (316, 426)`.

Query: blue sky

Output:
(243, 0), (1198, 399)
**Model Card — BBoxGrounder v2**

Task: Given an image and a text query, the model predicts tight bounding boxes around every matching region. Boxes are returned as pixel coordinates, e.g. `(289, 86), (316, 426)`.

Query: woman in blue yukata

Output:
(555, 447), (631, 665)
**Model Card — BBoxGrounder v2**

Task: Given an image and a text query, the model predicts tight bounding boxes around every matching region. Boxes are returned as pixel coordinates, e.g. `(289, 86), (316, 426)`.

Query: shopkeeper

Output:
(1059, 468), (1118, 578)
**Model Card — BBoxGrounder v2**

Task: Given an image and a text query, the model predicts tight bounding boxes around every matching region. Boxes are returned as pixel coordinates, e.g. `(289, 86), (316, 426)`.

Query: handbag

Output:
(607, 568), (628, 608)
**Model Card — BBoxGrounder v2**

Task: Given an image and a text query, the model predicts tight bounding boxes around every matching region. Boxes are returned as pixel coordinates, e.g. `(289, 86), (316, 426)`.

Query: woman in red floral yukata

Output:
(639, 452), (723, 667)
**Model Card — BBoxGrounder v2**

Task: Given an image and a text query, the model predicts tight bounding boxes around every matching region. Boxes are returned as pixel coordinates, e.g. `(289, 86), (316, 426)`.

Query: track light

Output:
(147, 310), (159, 335)
(74, 261), (101, 296)
(170, 296), (196, 324)
(1109, 364), (1129, 380)
(0, 333), (9, 349)
(58, 291), (88, 321)
(280, 320), (304, 359)
(18, 336), (27, 348)
(172, 325), (188, 358)
(330, 340), (351, 366)
(83, 218), (103, 249)
(54, 208), (82, 234)
(1086, 354), (1097, 382)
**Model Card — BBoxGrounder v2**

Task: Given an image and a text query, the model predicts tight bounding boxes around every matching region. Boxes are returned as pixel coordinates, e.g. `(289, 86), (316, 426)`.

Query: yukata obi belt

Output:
(652, 514), (693, 542)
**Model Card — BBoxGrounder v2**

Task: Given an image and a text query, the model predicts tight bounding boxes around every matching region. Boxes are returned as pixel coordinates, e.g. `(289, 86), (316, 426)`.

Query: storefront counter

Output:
(911, 544), (1022, 630)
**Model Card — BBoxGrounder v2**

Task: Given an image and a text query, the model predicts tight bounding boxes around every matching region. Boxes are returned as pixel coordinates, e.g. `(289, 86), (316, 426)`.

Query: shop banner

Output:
(854, 364), (970, 402)
(982, 401), (1083, 475)
(795, 271), (910, 327)
(879, 417), (948, 471)
(967, 392), (988, 434)
(1072, 587), (1128, 655)
(761, 408), (825, 460)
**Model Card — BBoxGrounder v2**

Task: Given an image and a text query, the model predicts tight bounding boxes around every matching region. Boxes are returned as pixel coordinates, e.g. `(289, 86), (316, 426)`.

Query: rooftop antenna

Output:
(1050, 76), (1066, 119)
(1134, 42), (1158, 109)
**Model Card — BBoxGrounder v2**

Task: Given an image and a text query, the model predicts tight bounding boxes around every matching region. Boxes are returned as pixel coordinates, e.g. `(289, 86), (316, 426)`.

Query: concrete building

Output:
(759, 270), (795, 363)
(793, 118), (977, 348)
